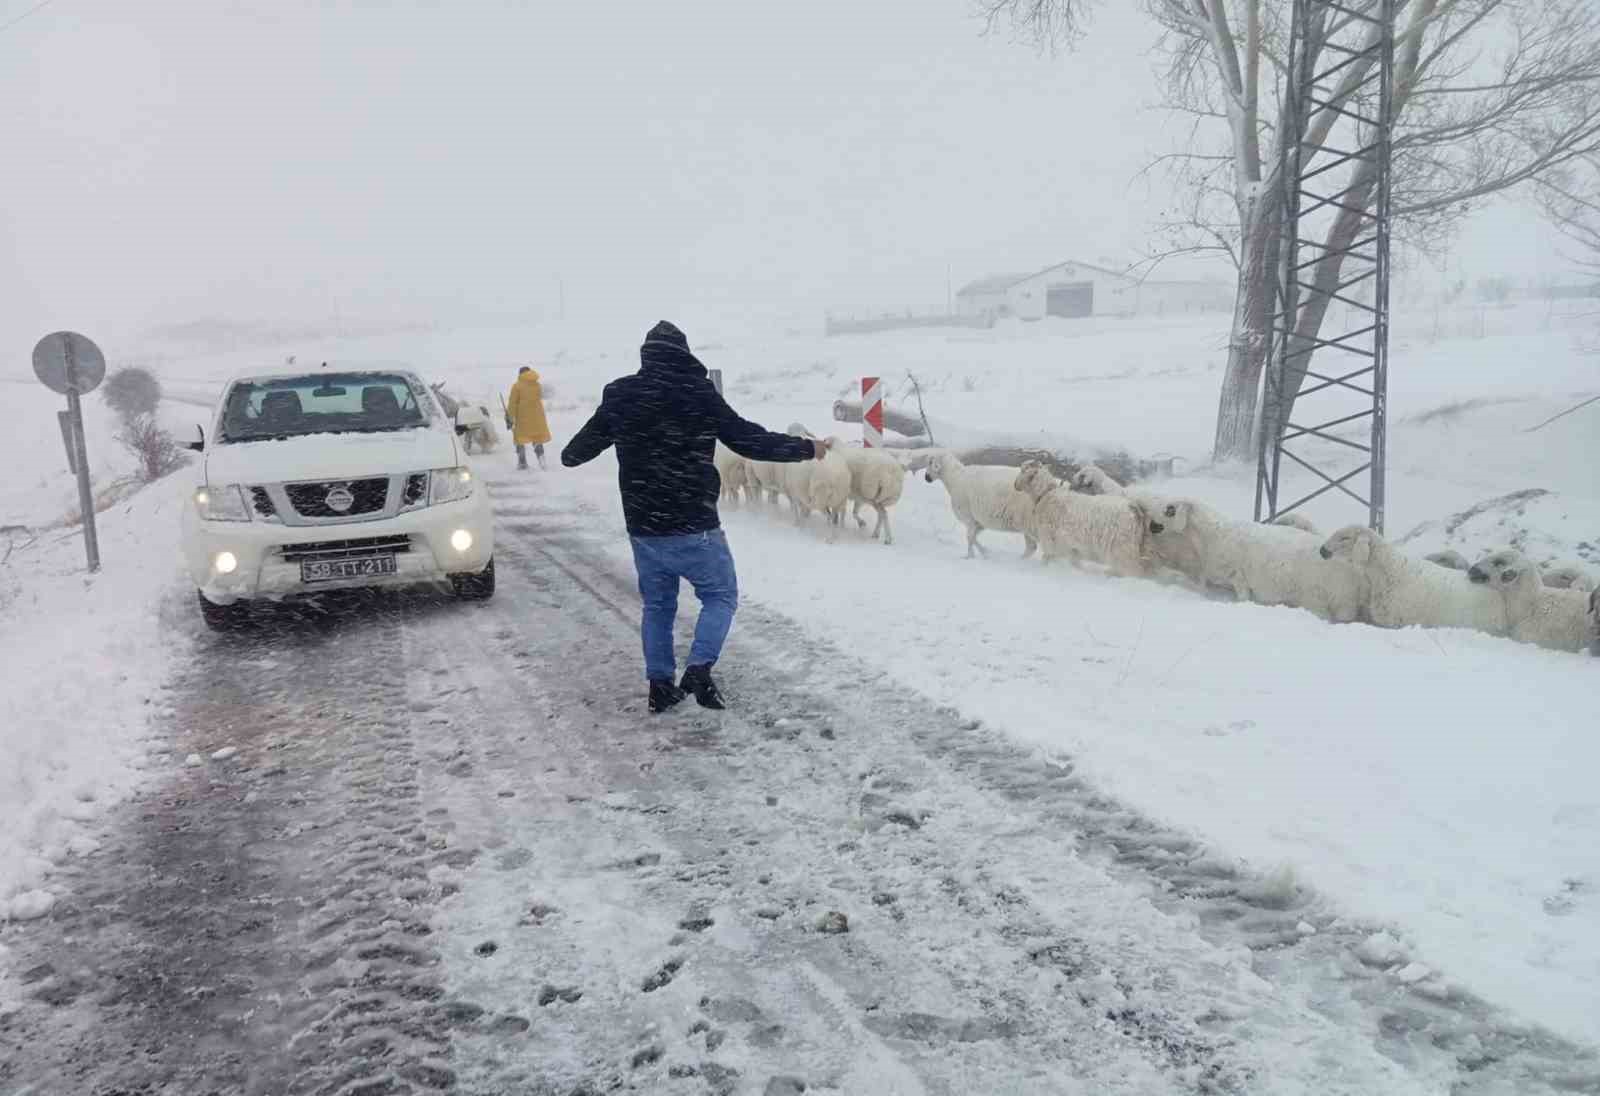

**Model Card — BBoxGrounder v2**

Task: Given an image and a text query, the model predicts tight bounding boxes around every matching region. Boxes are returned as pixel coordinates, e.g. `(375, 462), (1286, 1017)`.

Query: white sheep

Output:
(1467, 549), (1591, 652)
(747, 459), (784, 505)
(1540, 560), (1597, 594)
(922, 453), (1037, 560)
(1587, 588), (1599, 655)
(804, 440), (854, 542)
(1139, 497), (1364, 622)
(1013, 462), (1149, 577)
(714, 443), (750, 508)
(1319, 525), (1506, 634)
(842, 448), (907, 545)
(1424, 549), (1470, 572)
(1269, 513), (1320, 535)
(1069, 462), (1125, 496)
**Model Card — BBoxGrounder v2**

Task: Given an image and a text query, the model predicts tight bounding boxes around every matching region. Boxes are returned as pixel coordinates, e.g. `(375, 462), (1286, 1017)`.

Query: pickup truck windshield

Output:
(219, 372), (429, 442)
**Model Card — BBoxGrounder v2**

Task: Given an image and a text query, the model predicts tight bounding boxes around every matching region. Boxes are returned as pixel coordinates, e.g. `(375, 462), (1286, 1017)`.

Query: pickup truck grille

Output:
(278, 535), (413, 563)
(284, 477), (389, 518)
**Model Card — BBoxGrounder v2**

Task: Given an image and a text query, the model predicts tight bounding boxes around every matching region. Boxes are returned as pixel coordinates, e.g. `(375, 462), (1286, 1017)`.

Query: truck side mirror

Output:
(185, 425), (205, 452)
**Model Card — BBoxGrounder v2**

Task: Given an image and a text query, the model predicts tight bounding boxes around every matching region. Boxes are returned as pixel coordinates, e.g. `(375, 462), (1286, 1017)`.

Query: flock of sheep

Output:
(715, 430), (1600, 657)
(715, 425), (909, 544)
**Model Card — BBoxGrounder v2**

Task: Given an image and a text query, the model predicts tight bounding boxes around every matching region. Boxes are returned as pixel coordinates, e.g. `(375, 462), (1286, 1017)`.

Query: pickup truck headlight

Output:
(428, 466), (475, 506)
(194, 484), (252, 522)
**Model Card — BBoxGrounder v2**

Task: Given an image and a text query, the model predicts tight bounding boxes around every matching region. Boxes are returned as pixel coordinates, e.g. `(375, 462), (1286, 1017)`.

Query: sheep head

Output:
(1013, 461), (1052, 498)
(1540, 563), (1594, 592)
(923, 455), (945, 484)
(1070, 464), (1104, 494)
(1138, 497), (1190, 537)
(1319, 525), (1374, 566)
(1467, 548), (1536, 591)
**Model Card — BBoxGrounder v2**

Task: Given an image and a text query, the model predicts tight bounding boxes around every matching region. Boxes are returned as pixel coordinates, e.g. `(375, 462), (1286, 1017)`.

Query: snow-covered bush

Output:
(100, 366), (162, 420)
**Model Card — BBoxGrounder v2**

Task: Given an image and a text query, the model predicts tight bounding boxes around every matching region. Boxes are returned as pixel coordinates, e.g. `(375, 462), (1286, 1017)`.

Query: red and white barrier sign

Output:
(862, 377), (884, 448)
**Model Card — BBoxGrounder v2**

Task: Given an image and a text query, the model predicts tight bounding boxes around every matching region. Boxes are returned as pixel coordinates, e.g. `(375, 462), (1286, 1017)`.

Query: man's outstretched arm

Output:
(561, 395), (616, 467)
(715, 392), (822, 463)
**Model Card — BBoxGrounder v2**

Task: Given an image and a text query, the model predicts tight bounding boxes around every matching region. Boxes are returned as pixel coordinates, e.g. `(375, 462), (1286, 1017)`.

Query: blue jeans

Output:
(628, 530), (739, 682)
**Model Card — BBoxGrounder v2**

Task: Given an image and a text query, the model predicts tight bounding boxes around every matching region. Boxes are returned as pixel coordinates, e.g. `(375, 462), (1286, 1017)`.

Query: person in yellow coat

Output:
(505, 366), (553, 470)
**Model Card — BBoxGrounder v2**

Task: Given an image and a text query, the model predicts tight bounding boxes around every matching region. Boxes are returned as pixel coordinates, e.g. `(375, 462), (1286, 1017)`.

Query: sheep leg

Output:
(1022, 534), (1038, 560)
(852, 499), (869, 531)
(875, 503), (892, 546)
(964, 522), (980, 559)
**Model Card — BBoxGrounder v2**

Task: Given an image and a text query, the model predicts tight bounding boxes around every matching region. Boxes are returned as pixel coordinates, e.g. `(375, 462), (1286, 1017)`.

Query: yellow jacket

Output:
(507, 370), (552, 446)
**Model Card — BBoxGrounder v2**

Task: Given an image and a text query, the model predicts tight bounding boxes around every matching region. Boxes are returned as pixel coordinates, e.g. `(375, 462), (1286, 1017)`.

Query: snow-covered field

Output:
(2, 300), (1595, 1054)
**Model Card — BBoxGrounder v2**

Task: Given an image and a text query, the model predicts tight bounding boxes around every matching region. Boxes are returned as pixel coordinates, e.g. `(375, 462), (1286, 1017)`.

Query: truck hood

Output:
(203, 427), (459, 485)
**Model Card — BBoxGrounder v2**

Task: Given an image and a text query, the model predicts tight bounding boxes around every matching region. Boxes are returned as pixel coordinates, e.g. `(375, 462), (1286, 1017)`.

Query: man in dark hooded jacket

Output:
(562, 321), (825, 712)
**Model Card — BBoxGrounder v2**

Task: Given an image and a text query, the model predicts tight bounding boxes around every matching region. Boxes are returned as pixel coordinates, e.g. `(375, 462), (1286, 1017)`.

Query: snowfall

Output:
(1, 299), (1596, 1055)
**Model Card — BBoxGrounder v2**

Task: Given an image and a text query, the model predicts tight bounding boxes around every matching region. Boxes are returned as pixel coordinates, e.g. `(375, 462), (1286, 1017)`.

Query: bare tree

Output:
(115, 414), (188, 483)
(1538, 154), (1600, 273)
(986, 0), (1600, 460)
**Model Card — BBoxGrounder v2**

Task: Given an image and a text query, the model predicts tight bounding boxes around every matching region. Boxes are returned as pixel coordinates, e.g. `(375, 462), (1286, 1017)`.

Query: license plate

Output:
(300, 555), (398, 583)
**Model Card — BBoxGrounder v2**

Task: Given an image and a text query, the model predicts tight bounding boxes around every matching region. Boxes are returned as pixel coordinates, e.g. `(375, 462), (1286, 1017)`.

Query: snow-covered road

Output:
(3, 471), (1596, 1095)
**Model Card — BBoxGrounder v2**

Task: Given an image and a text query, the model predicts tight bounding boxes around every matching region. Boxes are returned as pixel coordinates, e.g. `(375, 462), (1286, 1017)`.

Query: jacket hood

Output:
(515, 370), (541, 384)
(639, 320), (707, 378)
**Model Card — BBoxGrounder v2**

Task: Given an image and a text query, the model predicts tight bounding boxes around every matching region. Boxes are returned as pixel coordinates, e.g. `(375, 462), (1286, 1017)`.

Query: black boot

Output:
(679, 664), (726, 710)
(648, 679), (687, 714)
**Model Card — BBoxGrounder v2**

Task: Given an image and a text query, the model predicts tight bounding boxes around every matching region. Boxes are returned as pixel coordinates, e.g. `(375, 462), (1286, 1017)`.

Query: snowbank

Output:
(0, 393), (187, 920)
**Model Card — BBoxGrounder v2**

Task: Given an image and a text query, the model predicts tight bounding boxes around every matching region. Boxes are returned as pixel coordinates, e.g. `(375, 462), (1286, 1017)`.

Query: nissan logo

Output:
(324, 485), (356, 513)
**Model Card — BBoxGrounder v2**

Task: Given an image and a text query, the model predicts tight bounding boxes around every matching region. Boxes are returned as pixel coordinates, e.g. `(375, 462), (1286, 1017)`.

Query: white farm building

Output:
(955, 260), (1232, 322)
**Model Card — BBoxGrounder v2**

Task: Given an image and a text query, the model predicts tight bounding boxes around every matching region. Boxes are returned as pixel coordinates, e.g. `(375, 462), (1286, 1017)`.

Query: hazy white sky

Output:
(0, 0), (1568, 360)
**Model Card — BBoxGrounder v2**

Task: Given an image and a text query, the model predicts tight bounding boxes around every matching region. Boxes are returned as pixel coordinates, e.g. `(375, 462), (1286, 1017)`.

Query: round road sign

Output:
(33, 331), (107, 395)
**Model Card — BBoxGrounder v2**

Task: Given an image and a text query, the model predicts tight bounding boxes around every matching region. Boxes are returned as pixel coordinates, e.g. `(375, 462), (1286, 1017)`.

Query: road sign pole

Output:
(33, 330), (108, 575)
(56, 411), (78, 475)
(63, 345), (101, 573)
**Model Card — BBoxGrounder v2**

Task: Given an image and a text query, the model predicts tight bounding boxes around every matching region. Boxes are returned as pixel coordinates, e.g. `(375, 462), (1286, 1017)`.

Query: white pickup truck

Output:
(181, 368), (496, 629)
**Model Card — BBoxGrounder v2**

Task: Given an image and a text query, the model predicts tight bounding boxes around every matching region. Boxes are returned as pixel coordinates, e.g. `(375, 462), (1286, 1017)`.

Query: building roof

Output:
(956, 259), (1140, 297)
(955, 272), (1032, 297)
(1027, 258), (1136, 283)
